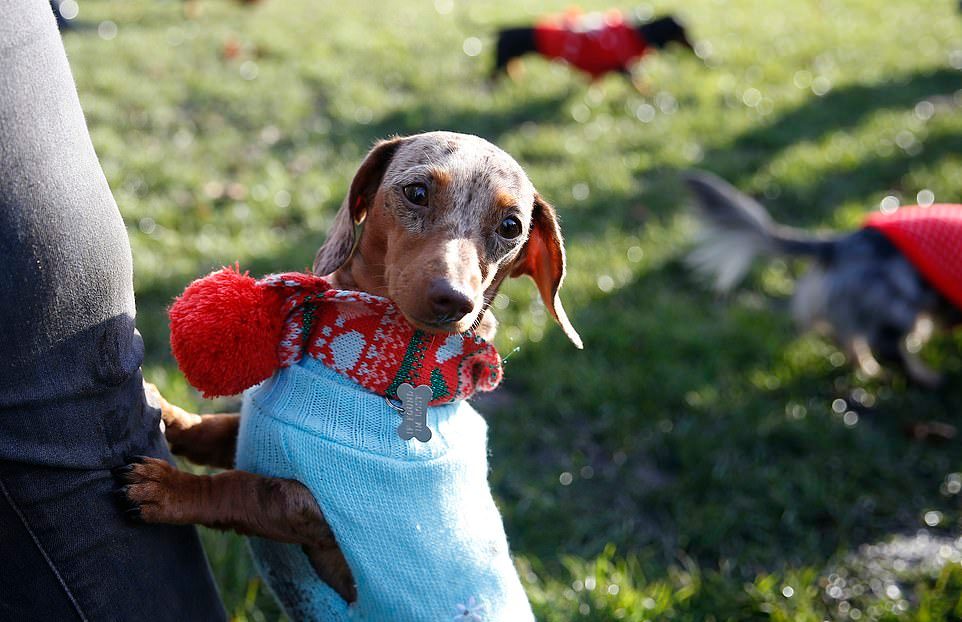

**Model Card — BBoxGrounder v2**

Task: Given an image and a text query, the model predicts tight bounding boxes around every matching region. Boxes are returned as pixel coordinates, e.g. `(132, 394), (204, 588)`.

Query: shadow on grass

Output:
(560, 66), (962, 242)
(667, 67), (961, 222)
(784, 129), (962, 212)
(721, 68), (962, 175)
(135, 59), (962, 587)
(482, 65), (962, 574)
(487, 259), (962, 578)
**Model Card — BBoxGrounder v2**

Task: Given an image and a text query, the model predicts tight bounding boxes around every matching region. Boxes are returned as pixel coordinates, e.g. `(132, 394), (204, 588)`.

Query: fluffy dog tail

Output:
(683, 171), (836, 292)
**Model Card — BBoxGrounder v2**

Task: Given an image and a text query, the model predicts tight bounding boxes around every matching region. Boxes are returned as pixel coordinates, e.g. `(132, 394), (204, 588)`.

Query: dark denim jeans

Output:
(0, 3), (228, 620)
(0, 433), (227, 621)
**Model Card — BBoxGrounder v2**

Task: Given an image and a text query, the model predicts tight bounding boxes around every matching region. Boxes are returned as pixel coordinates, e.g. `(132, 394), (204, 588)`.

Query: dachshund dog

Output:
(685, 171), (962, 387)
(491, 12), (694, 83)
(115, 132), (581, 616)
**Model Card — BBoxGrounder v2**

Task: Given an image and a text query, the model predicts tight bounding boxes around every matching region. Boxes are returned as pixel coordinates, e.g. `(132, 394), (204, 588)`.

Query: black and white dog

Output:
(685, 171), (962, 387)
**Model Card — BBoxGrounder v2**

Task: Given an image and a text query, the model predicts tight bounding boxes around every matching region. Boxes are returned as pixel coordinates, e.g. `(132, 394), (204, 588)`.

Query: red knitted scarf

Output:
(534, 10), (649, 79)
(168, 268), (502, 405)
(865, 204), (962, 310)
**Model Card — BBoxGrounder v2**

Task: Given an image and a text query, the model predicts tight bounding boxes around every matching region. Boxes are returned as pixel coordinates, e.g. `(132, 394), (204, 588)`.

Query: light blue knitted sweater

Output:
(236, 355), (535, 622)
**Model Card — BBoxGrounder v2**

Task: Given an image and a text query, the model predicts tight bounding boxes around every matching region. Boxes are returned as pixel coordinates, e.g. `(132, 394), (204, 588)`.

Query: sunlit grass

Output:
(64, 0), (962, 619)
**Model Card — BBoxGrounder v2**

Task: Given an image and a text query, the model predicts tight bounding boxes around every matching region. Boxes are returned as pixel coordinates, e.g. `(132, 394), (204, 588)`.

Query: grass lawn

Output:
(64, 0), (962, 619)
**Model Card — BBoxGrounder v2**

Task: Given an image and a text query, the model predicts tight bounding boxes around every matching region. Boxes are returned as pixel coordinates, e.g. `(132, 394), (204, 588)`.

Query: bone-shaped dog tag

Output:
(395, 383), (433, 442)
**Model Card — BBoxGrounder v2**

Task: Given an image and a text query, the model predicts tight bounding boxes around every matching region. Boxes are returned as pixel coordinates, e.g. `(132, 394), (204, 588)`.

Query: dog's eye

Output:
(402, 183), (429, 206)
(497, 215), (523, 240)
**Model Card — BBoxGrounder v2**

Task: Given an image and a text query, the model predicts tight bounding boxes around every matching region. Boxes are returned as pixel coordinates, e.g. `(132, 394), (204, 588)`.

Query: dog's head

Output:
(637, 15), (694, 52)
(314, 131), (581, 348)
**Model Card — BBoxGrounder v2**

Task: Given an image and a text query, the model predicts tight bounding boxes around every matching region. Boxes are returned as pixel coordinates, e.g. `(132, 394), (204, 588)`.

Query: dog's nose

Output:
(427, 279), (474, 324)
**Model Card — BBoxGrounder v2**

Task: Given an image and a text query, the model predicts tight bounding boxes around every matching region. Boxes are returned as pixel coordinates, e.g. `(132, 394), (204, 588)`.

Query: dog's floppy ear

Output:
(511, 194), (583, 348)
(313, 136), (406, 276)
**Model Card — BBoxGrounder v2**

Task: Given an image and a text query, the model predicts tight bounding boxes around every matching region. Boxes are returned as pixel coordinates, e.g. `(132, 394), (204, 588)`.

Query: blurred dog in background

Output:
(685, 171), (962, 387)
(491, 10), (694, 86)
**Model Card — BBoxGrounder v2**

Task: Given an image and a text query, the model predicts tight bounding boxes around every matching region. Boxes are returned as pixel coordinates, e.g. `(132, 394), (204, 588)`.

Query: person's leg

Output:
(0, 438), (224, 621)
(0, 479), (80, 621)
(0, 2), (226, 619)
(0, 0), (148, 468)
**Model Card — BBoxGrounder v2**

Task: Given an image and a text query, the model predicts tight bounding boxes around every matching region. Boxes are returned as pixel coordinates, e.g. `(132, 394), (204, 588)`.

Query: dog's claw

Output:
(111, 464), (134, 478)
(109, 456), (177, 525)
(112, 481), (144, 523)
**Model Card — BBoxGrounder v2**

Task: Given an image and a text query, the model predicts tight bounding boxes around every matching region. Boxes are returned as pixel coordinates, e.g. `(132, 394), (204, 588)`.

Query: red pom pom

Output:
(169, 267), (286, 397)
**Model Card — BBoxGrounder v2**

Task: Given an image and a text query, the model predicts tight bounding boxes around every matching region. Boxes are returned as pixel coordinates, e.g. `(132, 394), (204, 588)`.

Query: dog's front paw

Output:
(112, 456), (186, 524)
(166, 414), (239, 470)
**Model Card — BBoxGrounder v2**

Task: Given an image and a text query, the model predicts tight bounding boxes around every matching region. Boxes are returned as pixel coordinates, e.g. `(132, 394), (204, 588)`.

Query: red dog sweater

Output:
(865, 205), (962, 310)
(534, 10), (649, 79)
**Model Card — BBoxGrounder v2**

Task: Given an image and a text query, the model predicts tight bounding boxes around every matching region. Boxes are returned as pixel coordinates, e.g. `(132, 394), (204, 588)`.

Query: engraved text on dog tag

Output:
(395, 383), (433, 442)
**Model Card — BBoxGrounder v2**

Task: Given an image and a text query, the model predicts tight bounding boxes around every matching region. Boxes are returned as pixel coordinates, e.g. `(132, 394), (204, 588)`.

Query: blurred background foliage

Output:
(62, 0), (962, 619)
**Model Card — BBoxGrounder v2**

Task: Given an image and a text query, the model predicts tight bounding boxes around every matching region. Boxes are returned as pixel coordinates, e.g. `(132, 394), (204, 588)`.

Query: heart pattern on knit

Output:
(435, 334), (465, 364)
(329, 331), (366, 371)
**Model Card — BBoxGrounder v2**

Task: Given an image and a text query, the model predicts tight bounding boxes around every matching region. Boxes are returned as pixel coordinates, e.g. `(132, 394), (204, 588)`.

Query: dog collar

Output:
(265, 273), (502, 405)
